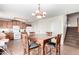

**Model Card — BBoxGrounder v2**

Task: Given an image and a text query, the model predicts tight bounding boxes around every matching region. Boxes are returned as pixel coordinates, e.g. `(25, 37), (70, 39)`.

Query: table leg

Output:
(40, 41), (45, 55)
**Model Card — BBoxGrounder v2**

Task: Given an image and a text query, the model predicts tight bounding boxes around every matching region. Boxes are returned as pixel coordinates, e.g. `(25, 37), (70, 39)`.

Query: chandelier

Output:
(32, 4), (47, 19)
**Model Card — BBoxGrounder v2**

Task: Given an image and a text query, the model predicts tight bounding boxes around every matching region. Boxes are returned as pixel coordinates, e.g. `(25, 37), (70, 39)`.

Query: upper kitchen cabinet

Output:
(16, 21), (20, 26)
(7, 21), (12, 28)
(22, 23), (27, 29)
(12, 20), (17, 26)
(2, 21), (8, 28)
(19, 21), (22, 29)
(12, 20), (27, 29)
(0, 18), (31, 29)
(0, 20), (3, 28)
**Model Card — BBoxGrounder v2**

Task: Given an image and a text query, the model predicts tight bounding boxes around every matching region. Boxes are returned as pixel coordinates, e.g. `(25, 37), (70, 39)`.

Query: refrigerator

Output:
(13, 26), (21, 39)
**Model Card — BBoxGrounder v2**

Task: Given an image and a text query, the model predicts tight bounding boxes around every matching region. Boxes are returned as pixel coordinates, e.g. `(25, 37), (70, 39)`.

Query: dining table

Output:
(30, 34), (55, 55)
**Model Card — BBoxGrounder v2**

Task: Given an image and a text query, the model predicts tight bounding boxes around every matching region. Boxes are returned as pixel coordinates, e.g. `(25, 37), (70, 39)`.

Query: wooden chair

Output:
(46, 32), (53, 43)
(29, 32), (35, 36)
(0, 39), (10, 55)
(29, 32), (36, 42)
(46, 32), (52, 36)
(0, 32), (10, 55)
(21, 32), (40, 55)
(45, 34), (61, 55)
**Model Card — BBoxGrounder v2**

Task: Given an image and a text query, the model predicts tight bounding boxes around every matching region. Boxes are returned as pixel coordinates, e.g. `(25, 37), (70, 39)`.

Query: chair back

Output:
(46, 32), (52, 36)
(29, 32), (35, 36)
(29, 32), (36, 42)
(0, 33), (6, 39)
(46, 32), (52, 43)
(56, 34), (61, 46)
(21, 32), (29, 54)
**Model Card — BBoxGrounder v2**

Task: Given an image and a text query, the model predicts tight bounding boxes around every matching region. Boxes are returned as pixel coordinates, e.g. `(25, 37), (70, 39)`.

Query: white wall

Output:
(61, 15), (67, 45)
(67, 13), (79, 27)
(31, 15), (67, 45)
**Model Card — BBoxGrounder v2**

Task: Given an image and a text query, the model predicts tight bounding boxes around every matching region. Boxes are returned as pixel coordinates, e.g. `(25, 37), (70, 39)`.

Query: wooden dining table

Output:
(30, 34), (55, 55)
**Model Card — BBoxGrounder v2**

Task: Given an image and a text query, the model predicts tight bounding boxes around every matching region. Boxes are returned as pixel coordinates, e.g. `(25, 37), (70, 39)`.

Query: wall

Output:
(61, 15), (67, 44)
(31, 15), (67, 45)
(67, 13), (79, 27)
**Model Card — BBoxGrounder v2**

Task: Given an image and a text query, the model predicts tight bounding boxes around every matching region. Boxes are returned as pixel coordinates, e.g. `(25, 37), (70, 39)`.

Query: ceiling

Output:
(0, 4), (79, 23)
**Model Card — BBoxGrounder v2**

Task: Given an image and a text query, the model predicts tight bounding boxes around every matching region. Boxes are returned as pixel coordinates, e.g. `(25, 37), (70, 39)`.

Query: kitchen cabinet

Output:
(0, 21), (3, 28)
(7, 21), (12, 28)
(22, 23), (26, 29)
(0, 20), (31, 29)
(2, 21), (8, 28)
(19, 22), (22, 29)
(12, 20), (17, 26)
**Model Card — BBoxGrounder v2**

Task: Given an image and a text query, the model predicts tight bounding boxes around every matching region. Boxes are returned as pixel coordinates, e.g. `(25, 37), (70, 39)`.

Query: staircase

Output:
(64, 27), (79, 48)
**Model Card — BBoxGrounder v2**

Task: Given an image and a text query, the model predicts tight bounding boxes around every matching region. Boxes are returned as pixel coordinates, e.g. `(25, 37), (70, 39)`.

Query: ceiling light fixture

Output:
(32, 4), (47, 19)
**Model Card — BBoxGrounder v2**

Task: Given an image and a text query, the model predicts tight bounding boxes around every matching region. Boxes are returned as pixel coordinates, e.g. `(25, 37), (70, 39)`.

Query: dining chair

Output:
(46, 32), (56, 44)
(46, 32), (52, 36)
(45, 32), (55, 54)
(21, 32), (41, 55)
(29, 32), (36, 42)
(0, 39), (10, 55)
(45, 33), (61, 55)
(29, 32), (35, 36)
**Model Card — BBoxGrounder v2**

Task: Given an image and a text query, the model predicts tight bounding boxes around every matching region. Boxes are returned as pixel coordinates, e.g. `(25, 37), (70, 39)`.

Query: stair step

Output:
(65, 27), (79, 48)
(65, 43), (79, 48)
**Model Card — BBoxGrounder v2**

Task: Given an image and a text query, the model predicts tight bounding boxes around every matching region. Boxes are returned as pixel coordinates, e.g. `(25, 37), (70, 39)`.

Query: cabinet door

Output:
(12, 20), (17, 26)
(24, 23), (26, 29)
(16, 21), (20, 26)
(0, 21), (3, 28)
(22, 23), (26, 29)
(20, 22), (22, 29)
(3, 21), (8, 28)
(7, 21), (12, 28)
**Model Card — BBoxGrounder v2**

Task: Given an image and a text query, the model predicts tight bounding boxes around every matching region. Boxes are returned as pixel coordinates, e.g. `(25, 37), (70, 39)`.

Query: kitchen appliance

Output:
(13, 26), (21, 39)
